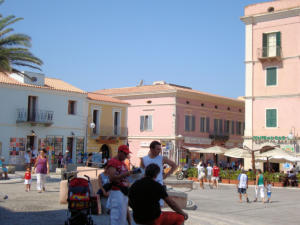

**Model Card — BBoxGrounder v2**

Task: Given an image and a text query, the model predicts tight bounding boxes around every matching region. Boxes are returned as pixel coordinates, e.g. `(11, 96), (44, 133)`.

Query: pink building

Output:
(241, 0), (300, 171)
(95, 82), (244, 166)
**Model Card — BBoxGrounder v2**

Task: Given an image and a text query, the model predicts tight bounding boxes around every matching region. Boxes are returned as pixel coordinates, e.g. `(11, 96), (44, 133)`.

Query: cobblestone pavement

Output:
(0, 173), (300, 225)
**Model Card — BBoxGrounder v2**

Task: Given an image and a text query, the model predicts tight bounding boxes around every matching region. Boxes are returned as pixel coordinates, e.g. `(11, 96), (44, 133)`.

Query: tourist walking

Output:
(33, 149), (49, 193)
(97, 166), (110, 214)
(197, 160), (205, 189)
(206, 163), (213, 188)
(62, 149), (70, 169)
(106, 145), (133, 225)
(24, 167), (32, 192)
(86, 153), (93, 167)
(129, 163), (188, 225)
(254, 169), (265, 203)
(237, 169), (249, 203)
(24, 150), (32, 169)
(212, 163), (220, 188)
(0, 157), (8, 180)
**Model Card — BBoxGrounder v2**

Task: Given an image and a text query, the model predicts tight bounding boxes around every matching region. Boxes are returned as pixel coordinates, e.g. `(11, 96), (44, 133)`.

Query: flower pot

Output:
(273, 182), (284, 187)
(222, 179), (230, 184)
(248, 180), (255, 185)
(187, 177), (193, 181)
(298, 183), (300, 188)
(230, 180), (238, 185)
(192, 177), (198, 182)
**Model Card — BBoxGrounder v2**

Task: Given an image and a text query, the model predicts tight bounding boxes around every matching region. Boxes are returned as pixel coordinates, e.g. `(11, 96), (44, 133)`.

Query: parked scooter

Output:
(176, 164), (189, 180)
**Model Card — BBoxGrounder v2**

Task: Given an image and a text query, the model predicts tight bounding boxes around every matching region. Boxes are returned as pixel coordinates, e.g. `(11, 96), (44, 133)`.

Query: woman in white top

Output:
(197, 161), (205, 189)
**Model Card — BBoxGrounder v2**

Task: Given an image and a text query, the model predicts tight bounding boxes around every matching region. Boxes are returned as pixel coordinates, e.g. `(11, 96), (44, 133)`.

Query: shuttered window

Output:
(266, 109), (277, 128)
(200, 117), (205, 133)
(185, 115), (195, 132)
(231, 121), (235, 135)
(262, 32), (281, 57)
(206, 117), (210, 132)
(214, 119), (218, 133)
(267, 67), (277, 86)
(140, 115), (153, 131)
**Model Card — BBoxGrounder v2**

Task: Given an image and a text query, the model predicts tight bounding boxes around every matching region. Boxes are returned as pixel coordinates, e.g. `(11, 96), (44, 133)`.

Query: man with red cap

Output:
(106, 144), (134, 225)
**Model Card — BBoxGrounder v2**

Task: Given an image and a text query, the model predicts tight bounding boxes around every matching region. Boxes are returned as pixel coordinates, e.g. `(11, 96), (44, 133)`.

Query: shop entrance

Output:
(264, 162), (279, 172)
(67, 137), (74, 163)
(27, 135), (36, 151)
(100, 144), (110, 159)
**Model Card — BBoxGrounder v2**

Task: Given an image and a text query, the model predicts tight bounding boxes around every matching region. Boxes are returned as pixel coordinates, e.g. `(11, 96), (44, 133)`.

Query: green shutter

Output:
(266, 109), (277, 127)
(263, 33), (268, 57)
(267, 67), (277, 86)
(185, 115), (190, 131)
(276, 32), (281, 56)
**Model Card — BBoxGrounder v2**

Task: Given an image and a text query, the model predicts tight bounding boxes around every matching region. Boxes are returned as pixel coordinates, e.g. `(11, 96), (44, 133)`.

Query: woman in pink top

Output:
(33, 149), (49, 193)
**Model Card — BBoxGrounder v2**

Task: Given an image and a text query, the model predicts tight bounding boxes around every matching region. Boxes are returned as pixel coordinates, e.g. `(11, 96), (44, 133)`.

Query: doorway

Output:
(100, 144), (110, 159)
(27, 135), (36, 151)
(67, 137), (74, 163)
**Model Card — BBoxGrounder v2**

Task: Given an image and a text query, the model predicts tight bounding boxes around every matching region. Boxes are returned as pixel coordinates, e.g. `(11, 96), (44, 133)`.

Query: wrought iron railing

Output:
(257, 46), (282, 59)
(16, 108), (54, 124)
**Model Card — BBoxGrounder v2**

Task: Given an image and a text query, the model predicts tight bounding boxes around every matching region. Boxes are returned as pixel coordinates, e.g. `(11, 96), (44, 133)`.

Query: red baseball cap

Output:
(118, 145), (131, 155)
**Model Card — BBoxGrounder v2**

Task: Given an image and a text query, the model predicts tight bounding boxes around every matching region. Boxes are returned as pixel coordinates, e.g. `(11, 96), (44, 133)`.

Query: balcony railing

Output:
(257, 46), (282, 61)
(16, 108), (54, 125)
(90, 126), (128, 138)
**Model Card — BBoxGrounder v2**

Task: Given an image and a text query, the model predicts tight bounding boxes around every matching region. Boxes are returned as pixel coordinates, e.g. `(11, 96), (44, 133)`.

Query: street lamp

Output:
(288, 127), (297, 157)
(176, 134), (184, 166)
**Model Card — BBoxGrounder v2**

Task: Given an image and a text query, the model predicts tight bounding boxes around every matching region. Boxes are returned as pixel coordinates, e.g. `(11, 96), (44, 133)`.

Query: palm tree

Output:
(0, 0), (43, 75)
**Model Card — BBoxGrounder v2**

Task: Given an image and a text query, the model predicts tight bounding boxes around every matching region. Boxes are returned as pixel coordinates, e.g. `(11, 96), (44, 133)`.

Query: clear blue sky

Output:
(2, 0), (271, 98)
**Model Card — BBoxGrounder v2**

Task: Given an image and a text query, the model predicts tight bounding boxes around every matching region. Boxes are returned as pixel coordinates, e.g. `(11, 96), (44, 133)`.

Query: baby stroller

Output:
(65, 175), (94, 225)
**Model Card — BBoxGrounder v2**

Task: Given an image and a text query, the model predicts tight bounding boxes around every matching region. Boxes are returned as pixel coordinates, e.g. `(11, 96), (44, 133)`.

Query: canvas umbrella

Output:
(182, 146), (208, 153)
(224, 147), (253, 159)
(199, 146), (227, 154)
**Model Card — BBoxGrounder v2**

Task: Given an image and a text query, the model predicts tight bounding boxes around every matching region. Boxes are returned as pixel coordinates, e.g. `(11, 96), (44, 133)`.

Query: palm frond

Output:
(0, 27), (13, 37)
(0, 33), (31, 47)
(0, 15), (23, 31)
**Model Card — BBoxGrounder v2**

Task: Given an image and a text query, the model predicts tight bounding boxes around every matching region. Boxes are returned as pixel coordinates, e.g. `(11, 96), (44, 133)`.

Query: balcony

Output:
(257, 46), (282, 62)
(16, 108), (54, 126)
(90, 126), (128, 139)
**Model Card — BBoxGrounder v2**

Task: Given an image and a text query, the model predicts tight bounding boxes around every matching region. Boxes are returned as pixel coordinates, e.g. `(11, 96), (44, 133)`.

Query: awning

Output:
(183, 145), (226, 154)
(224, 147), (252, 158)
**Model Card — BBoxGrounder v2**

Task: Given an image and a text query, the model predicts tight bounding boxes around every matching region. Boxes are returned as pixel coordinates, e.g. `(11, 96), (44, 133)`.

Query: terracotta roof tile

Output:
(88, 92), (129, 105)
(0, 72), (86, 94)
(95, 84), (244, 104)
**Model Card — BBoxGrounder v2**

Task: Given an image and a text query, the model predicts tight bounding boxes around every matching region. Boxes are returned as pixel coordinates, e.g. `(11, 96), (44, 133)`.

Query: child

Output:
(24, 167), (32, 192)
(266, 180), (272, 203)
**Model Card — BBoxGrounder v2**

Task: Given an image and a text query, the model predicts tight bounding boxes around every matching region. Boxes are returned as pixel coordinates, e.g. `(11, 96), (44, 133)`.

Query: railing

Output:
(16, 108), (54, 125)
(90, 126), (128, 137)
(257, 46), (282, 60)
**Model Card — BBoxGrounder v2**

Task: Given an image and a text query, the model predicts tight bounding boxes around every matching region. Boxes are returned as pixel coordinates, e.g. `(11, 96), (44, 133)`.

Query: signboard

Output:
(253, 136), (287, 141)
(282, 145), (295, 153)
(184, 137), (212, 145)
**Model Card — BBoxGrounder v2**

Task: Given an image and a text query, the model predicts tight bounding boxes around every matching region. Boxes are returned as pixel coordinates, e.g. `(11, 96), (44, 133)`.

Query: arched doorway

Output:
(100, 144), (110, 159)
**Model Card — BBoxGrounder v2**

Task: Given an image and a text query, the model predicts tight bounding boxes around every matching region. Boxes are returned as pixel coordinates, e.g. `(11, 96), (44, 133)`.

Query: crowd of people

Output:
(97, 141), (188, 225)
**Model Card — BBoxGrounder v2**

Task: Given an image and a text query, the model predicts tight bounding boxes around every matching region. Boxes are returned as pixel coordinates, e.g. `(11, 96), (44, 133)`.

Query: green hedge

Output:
(187, 168), (198, 178)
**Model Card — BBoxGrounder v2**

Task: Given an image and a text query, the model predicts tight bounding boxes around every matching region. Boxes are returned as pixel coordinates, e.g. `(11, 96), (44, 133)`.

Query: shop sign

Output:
(184, 137), (212, 145)
(282, 145), (295, 153)
(253, 136), (287, 141)
(284, 163), (291, 169)
(140, 142), (150, 147)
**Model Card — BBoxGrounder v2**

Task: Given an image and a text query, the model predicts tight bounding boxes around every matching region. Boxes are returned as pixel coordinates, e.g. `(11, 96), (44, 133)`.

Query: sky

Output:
(2, 0), (272, 98)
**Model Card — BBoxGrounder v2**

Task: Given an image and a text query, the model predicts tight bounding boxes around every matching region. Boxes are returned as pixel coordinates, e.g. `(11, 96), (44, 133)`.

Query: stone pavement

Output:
(0, 174), (300, 225)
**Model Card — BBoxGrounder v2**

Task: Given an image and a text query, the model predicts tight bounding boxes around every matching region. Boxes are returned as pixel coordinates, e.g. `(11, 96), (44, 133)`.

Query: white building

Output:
(0, 72), (87, 170)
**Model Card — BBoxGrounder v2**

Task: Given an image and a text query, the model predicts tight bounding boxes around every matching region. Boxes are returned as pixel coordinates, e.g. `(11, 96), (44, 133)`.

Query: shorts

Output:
(2, 167), (8, 173)
(212, 176), (219, 181)
(207, 175), (212, 180)
(198, 173), (205, 180)
(238, 188), (247, 194)
(267, 192), (271, 198)
(24, 179), (32, 184)
(153, 211), (184, 225)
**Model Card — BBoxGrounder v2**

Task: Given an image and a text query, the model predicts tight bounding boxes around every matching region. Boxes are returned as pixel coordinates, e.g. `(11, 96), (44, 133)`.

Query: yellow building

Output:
(87, 93), (129, 158)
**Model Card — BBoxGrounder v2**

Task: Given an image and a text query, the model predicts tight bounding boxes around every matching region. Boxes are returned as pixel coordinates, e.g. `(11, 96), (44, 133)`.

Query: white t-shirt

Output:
(267, 184), (272, 193)
(197, 163), (205, 174)
(238, 173), (248, 188)
(206, 166), (212, 176)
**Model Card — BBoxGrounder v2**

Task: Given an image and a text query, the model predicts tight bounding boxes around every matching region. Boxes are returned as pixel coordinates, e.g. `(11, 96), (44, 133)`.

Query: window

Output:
(28, 96), (37, 121)
(214, 119), (218, 133)
(114, 111), (121, 135)
(266, 67), (277, 86)
(92, 109), (100, 135)
(68, 100), (76, 115)
(140, 115), (152, 131)
(224, 120), (230, 134)
(262, 32), (281, 57)
(206, 117), (210, 133)
(219, 119), (223, 134)
(200, 117), (205, 133)
(185, 115), (195, 132)
(236, 121), (242, 135)
(231, 120), (235, 135)
(266, 109), (277, 128)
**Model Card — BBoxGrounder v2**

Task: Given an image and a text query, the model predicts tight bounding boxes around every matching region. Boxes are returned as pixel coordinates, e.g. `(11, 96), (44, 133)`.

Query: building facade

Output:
(95, 82), (244, 166)
(86, 93), (128, 161)
(241, 0), (300, 171)
(0, 72), (87, 169)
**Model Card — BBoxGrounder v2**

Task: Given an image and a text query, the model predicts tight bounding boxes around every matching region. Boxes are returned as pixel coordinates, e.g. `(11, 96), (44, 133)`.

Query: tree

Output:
(0, 0), (43, 75)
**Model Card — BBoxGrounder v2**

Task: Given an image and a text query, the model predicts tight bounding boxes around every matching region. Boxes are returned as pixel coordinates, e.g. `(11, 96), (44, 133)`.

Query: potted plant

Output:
(187, 168), (198, 181)
(247, 170), (255, 185)
(229, 170), (239, 185)
(272, 173), (284, 187)
(297, 173), (300, 188)
(219, 169), (230, 184)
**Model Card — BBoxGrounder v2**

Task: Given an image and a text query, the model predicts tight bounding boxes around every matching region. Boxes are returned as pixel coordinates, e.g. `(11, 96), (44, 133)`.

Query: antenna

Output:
(138, 79), (144, 86)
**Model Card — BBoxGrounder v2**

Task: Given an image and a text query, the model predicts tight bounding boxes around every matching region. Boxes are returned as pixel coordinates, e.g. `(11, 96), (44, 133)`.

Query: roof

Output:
(87, 92), (129, 105)
(0, 72), (86, 94)
(94, 84), (244, 105)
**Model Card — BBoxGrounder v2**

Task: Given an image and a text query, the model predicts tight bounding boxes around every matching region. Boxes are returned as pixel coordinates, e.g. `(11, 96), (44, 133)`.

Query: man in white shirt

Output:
(237, 170), (249, 203)
(206, 163), (213, 189)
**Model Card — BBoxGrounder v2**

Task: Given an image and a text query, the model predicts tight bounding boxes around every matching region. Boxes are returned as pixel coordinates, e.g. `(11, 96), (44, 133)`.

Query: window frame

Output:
(112, 109), (122, 135)
(68, 100), (77, 115)
(266, 66), (278, 87)
(140, 114), (153, 132)
(184, 114), (196, 132)
(265, 108), (278, 128)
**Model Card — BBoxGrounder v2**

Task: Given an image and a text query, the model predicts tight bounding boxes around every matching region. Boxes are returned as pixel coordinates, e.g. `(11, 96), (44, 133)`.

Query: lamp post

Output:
(288, 127), (297, 157)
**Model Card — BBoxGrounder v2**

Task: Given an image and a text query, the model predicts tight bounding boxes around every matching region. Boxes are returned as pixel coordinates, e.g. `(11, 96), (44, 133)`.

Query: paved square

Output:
(0, 175), (299, 225)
